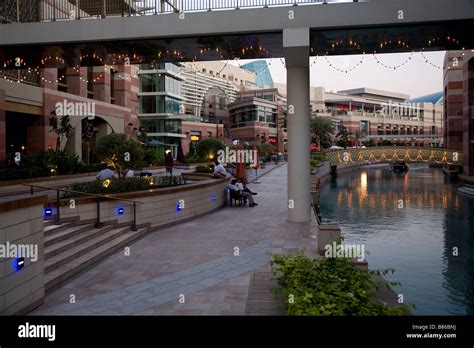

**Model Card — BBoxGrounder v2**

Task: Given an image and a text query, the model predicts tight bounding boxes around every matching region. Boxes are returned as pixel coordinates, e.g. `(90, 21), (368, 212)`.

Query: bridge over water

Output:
(326, 147), (464, 166)
(0, 0), (473, 222)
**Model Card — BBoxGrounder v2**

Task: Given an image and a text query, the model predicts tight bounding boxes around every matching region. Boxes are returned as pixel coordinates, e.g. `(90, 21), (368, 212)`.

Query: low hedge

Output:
(0, 167), (52, 181)
(271, 252), (411, 316)
(68, 176), (186, 196)
(195, 165), (212, 173)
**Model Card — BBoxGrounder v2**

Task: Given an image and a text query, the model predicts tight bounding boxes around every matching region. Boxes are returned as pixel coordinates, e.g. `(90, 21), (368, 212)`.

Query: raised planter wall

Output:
(47, 178), (229, 230)
(0, 196), (47, 314)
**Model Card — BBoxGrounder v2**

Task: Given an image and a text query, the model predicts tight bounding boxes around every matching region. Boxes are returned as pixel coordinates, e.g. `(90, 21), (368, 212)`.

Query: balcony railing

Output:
(1, 0), (359, 23)
(0, 69), (41, 85)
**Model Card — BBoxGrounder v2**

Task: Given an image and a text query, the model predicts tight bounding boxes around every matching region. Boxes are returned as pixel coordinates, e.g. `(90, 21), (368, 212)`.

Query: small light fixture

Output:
(176, 202), (181, 213)
(103, 179), (111, 188)
(117, 207), (125, 216)
(14, 257), (25, 272)
(44, 207), (53, 218)
(211, 194), (216, 202)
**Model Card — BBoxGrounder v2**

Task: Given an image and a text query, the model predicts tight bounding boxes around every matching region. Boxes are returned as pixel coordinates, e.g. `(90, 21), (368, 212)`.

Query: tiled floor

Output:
(32, 164), (319, 315)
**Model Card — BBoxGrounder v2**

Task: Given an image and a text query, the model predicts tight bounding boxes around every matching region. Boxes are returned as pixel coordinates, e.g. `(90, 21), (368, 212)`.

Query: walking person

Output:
(165, 149), (174, 176)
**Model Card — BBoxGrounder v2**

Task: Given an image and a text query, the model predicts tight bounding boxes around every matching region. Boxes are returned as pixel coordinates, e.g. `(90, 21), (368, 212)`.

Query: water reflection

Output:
(320, 165), (474, 315)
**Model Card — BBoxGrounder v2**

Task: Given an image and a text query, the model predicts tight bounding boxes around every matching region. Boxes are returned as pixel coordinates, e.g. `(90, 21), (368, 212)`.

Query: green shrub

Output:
(0, 167), (51, 181)
(256, 142), (275, 162)
(144, 148), (164, 166)
(380, 140), (393, 147)
(311, 152), (326, 162)
(19, 150), (81, 175)
(195, 165), (212, 173)
(310, 159), (320, 168)
(183, 154), (205, 164)
(364, 139), (377, 147)
(21, 151), (50, 168)
(49, 151), (81, 174)
(196, 138), (225, 161)
(94, 134), (144, 178)
(271, 252), (411, 316)
(69, 176), (186, 196)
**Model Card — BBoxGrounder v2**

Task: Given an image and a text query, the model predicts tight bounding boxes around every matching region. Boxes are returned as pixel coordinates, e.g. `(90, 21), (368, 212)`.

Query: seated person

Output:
(236, 179), (257, 195)
(96, 167), (115, 180)
(125, 169), (135, 179)
(228, 179), (258, 207)
(213, 160), (228, 178)
(235, 179), (258, 205)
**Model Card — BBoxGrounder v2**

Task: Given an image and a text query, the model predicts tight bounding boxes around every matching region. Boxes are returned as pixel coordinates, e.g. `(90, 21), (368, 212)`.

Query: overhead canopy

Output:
(147, 139), (177, 147)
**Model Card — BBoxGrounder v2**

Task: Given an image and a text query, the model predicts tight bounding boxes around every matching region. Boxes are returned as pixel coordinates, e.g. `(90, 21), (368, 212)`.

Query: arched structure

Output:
(65, 115), (122, 163)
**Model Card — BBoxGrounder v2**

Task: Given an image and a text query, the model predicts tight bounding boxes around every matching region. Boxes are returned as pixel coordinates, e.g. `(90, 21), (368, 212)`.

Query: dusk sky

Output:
(235, 51), (446, 99)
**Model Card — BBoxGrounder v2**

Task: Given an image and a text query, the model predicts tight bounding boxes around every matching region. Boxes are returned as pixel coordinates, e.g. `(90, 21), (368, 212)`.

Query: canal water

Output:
(319, 164), (474, 315)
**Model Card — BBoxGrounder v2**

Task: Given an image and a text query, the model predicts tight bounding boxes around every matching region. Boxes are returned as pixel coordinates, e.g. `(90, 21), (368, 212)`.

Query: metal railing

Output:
(0, 69), (41, 85)
(1, 0), (358, 23)
(24, 183), (143, 231)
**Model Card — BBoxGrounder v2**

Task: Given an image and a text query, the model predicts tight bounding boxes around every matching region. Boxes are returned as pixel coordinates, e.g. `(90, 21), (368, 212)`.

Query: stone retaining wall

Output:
(48, 178), (229, 231)
(0, 196), (47, 314)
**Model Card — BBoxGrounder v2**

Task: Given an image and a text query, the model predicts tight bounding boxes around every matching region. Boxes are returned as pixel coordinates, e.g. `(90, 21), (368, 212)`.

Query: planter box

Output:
(318, 224), (342, 256)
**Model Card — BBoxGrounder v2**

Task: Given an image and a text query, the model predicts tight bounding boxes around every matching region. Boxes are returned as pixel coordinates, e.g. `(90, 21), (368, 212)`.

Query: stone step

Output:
(43, 222), (75, 237)
(45, 226), (132, 274)
(45, 225), (113, 258)
(44, 223), (96, 247)
(45, 227), (149, 291)
(42, 220), (55, 227)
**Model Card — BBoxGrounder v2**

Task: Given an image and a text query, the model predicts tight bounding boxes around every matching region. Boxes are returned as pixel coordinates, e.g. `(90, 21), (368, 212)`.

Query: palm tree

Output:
(49, 112), (73, 153)
(310, 118), (334, 149)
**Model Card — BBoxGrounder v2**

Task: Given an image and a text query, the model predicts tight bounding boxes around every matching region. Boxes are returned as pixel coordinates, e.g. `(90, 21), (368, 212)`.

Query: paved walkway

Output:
(32, 164), (319, 315)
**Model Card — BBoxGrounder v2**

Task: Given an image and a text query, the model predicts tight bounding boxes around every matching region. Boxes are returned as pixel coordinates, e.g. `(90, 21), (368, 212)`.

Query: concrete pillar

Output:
(65, 122), (83, 161)
(283, 28), (311, 223)
(0, 89), (5, 167)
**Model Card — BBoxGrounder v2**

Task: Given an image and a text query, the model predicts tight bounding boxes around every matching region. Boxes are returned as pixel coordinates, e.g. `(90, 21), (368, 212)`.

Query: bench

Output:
(229, 189), (244, 207)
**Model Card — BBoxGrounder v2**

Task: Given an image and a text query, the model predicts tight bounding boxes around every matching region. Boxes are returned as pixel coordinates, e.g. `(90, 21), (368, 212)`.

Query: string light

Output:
(373, 51), (414, 70)
(324, 55), (365, 74)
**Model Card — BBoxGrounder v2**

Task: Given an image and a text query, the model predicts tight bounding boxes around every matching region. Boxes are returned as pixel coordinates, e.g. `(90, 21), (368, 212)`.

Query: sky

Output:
(234, 51), (446, 99)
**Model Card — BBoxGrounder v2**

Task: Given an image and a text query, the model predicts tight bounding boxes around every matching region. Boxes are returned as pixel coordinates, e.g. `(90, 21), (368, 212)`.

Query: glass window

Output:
(141, 96), (156, 114)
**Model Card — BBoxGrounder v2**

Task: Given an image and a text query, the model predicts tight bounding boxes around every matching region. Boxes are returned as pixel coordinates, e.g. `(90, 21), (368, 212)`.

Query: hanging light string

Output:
(323, 55), (365, 74)
(0, 35), (465, 83)
(420, 52), (442, 70)
(372, 51), (414, 70)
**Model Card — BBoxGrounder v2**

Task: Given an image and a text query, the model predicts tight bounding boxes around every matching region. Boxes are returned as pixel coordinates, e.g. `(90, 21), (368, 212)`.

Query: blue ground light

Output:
(43, 207), (53, 218)
(211, 194), (216, 202)
(116, 206), (125, 216)
(14, 257), (25, 272)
